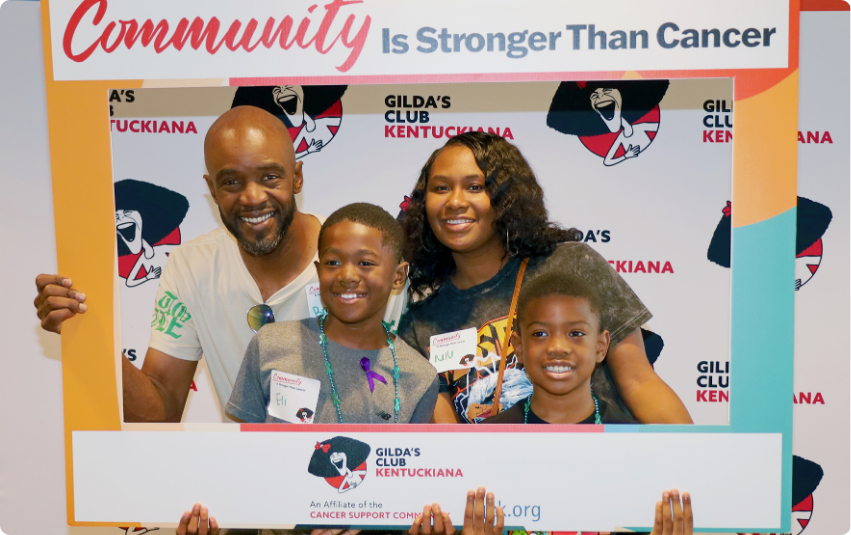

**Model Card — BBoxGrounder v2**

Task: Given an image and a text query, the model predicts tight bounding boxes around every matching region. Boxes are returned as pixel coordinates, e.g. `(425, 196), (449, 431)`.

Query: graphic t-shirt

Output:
(397, 242), (651, 424)
(227, 318), (439, 424)
(147, 219), (408, 422)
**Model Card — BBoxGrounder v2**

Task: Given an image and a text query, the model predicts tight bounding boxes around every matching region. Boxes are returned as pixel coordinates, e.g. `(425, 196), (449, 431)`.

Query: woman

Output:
(397, 132), (691, 424)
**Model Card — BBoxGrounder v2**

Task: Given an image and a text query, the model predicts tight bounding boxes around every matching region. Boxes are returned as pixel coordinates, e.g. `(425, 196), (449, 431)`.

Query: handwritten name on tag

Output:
(429, 328), (478, 374)
(268, 370), (321, 423)
(306, 283), (324, 318)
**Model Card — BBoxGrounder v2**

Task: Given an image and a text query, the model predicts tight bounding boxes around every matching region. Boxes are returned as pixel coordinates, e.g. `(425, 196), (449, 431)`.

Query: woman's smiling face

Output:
(425, 145), (502, 256)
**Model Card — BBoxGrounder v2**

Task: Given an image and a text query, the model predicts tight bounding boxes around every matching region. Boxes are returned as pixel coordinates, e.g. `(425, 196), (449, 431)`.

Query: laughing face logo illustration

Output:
(547, 80), (669, 166)
(232, 85), (347, 160)
(708, 197), (833, 290)
(738, 455), (823, 535)
(308, 437), (370, 493)
(115, 180), (189, 288)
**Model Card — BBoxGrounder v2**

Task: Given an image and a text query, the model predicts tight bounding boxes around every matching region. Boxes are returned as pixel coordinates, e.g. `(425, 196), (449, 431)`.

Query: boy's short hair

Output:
(517, 271), (603, 325)
(319, 202), (406, 262)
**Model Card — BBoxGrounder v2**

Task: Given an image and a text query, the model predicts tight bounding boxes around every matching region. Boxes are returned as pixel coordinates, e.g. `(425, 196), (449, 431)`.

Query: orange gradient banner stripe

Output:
(731, 70), (799, 228)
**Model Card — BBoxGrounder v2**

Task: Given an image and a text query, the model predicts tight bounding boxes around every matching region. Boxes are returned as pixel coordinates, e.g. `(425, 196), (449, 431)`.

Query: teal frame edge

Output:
(625, 206), (797, 533)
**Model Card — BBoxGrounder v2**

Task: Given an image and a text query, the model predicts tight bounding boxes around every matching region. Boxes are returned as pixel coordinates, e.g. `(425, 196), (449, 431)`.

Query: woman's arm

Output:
(607, 329), (693, 424)
(432, 392), (462, 423)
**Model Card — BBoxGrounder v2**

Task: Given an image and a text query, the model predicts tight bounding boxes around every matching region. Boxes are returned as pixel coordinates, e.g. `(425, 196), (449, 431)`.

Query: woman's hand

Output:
(650, 489), (693, 535)
(176, 504), (218, 535)
(409, 487), (504, 535)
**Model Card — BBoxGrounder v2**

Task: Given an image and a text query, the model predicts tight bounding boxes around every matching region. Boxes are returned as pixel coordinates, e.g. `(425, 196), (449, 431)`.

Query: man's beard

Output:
(221, 201), (296, 256)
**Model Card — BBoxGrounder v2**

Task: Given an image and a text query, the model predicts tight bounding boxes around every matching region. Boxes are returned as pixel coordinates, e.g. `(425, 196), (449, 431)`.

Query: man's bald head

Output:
(203, 105), (304, 257)
(204, 105), (295, 173)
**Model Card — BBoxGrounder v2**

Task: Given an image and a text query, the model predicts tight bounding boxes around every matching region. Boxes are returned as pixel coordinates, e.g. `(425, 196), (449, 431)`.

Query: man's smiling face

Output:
(204, 107), (303, 256)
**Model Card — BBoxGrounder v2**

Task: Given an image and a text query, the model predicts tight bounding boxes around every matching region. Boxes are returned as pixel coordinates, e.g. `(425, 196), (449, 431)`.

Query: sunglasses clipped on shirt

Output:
(247, 303), (275, 333)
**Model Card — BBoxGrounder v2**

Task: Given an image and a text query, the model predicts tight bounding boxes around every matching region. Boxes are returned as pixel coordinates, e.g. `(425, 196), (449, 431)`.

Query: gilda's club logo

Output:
(232, 85), (347, 160)
(546, 80), (669, 166)
(707, 197), (833, 290)
(308, 437), (371, 494)
(115, 179), (189, 289)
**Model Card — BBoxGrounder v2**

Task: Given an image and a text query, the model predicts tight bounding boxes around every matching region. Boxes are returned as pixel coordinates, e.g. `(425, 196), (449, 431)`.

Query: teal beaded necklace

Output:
(523, 392), (602, 424)
(317, 308), (401, 423)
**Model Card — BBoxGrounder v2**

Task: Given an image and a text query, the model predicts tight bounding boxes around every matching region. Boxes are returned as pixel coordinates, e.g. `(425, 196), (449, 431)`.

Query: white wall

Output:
(0, 3), (176, 535)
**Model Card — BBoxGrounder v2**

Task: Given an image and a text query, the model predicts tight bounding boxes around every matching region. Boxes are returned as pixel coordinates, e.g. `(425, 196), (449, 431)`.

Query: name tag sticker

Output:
(429, 328), (478, 374)
(268, 370), (321, 423)
(306, 283), (323, 318)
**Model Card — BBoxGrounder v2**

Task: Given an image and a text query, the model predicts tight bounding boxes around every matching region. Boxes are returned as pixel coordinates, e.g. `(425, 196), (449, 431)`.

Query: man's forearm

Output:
(122, 356), (182, 422)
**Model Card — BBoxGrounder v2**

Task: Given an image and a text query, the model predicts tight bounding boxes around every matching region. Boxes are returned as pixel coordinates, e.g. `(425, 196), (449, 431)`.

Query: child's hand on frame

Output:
(650, 489), (693, 535)
(409, 487), (504, 535)
(176, 503), (218, 535)
(174, 505), (361, 535)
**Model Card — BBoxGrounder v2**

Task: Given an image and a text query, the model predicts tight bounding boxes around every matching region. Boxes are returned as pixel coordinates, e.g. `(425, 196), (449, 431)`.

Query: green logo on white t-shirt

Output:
(152, 291), (192, 339)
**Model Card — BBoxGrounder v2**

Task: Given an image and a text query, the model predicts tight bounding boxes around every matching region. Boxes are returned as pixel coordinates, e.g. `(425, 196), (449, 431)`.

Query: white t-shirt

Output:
(147, 220), (407, 421)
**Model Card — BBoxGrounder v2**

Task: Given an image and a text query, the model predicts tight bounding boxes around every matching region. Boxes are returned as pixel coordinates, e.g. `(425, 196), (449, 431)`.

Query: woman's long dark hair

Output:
(404, 132), (581, 297)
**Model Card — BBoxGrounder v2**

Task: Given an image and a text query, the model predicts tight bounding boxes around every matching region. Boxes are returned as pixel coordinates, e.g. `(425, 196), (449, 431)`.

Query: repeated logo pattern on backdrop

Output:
(110, 76), (741, 523)
(546, 80), (669, 166)
(115, 179), (188, 288)
(706, 196), (833, 291)
(110, 78), (733, 427)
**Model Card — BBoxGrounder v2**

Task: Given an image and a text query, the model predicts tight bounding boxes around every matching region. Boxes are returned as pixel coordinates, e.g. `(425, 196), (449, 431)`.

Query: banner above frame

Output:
(50, 0), (791, 81)
(41, 0), (800, 531)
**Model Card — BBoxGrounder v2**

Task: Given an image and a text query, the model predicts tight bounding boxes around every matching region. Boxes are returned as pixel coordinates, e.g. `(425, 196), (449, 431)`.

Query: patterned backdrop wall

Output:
(109, 78), (735, 424)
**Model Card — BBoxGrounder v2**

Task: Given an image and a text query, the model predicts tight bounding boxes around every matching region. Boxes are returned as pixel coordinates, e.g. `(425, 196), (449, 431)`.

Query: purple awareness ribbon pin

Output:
(359, 357), (387, 393)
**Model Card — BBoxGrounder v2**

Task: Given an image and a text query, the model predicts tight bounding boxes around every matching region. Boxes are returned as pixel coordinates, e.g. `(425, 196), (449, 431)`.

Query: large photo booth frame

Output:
(42, 0), (800, 531)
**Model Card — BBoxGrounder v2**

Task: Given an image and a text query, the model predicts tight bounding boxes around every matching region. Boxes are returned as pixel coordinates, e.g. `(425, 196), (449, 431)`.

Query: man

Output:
(34, 105), (403, 422)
